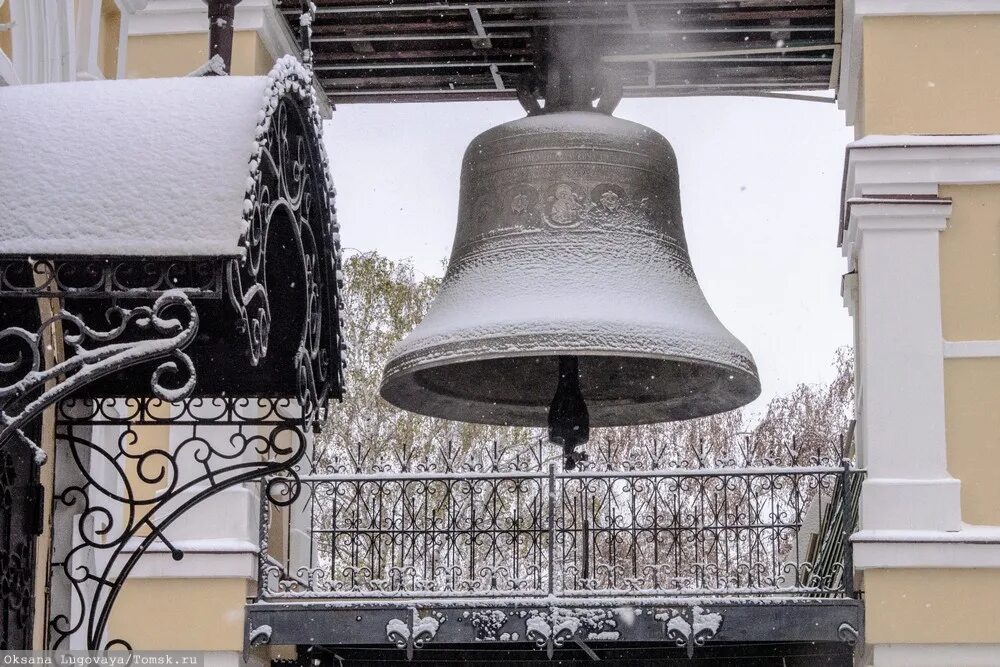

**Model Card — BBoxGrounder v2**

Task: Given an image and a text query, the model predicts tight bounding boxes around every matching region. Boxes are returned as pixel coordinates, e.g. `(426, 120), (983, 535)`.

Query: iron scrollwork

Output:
(0, 258), (224, 300)
(227, 56), (343, 425)
(0, 437), (40, 649)
(0, 290), (200, 458)
(49, 397), (309, 650)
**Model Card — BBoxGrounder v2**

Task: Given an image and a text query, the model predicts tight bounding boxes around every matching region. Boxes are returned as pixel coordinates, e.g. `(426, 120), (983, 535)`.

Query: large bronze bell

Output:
(380, 63), (760, 465)
(380, 109), (760, 436)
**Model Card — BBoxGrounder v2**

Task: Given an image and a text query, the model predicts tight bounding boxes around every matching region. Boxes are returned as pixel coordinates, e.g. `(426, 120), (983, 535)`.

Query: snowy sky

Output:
(324, 96), (855, 413)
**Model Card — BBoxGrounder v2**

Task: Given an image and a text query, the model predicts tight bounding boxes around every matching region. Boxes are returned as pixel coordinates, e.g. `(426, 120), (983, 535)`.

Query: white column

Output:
(845, 198), (962, 532)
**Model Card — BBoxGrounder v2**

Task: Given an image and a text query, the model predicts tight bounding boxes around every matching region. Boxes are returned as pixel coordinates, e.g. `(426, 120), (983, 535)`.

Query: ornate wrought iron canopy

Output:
(0, 55), (343, 649)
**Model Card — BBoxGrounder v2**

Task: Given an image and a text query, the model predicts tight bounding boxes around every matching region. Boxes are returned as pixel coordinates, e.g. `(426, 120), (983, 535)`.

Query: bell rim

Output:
(380, 345), (761, 427)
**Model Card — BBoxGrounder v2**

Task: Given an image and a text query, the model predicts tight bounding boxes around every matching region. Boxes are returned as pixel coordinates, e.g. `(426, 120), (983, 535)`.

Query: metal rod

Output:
(602, 44), (837, 62)
(309, 0), (822, 14)
(295, 464), (856, 483)
(312, 32), (531, 43)
(313, 56), (829, 71)
(205, 0), (241, 74)
(840, 454), (857, 599)
(547, 463), (556, 595)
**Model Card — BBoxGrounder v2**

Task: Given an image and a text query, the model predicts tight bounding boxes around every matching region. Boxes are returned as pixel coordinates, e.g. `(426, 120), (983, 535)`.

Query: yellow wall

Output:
(862, 14), (1000, 135)
(0, 1), (12, 59)
(866, 568), (1000, 643)
(98, 0), (122, 79)
(127, 401), (172, 535)
(937, 184), (1000, 525)
(945, 358), (1000, 525)
(109, 578), (252, 650)
(125, 31), (274, 79)
(939, 185), (1000, 342)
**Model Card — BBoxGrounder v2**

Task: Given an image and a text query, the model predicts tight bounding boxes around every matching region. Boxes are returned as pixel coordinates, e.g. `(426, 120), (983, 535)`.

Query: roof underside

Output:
(289, 0), (838, 104)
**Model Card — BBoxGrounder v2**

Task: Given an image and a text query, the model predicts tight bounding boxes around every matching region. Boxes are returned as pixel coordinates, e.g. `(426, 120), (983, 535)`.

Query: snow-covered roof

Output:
(0, 73), (284, 257)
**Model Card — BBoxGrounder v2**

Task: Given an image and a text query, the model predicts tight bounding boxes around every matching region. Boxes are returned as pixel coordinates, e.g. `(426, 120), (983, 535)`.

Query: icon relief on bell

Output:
(591, 184), (626, 213)
(506, 184), (540, 225)
(472, 194), (496, 227)
(544, 182), (586, 228)
(511, 193), (530, 214)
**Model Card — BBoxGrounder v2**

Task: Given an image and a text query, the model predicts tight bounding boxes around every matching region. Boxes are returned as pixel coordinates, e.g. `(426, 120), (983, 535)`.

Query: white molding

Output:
(870, 643), (1000, 666)
(130, 0), (298, 61)
(838, 0), (861, 125)
(842, 198), (951, 260)
(257, 3), (299, 61)
(0, 50), (18, 85)
(841, 271), (858, 318)
(838, 1), (1000, 126)
(844, 137), (1000, 204)
(115, 7), (131, 79)
(856, 540), (1000, 568)
(944, 340), (1000, 358)
(839, 137), (1000, 247)
(118, 0), (149, 12)
(75, 0), (105, 81)
(855, 524), (1000, 568)
(130, 0), (268, 36)
(857, 0), (1000, 15)
(123, 539), (258, 579)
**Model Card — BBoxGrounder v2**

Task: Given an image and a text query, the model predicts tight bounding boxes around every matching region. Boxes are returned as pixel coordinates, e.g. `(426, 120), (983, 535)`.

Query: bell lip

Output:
(379, 345), (761, 428)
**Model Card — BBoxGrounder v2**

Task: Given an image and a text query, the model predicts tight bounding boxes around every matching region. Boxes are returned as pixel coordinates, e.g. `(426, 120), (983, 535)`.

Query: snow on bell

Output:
(380, 110), (760, 453)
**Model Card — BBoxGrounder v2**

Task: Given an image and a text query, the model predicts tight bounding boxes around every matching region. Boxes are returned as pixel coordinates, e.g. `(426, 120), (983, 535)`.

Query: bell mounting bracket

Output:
(517, 26), (622, 117)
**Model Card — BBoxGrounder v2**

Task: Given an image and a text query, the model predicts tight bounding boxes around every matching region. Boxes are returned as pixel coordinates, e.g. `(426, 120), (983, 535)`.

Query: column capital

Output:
(842, 197), (951, 261)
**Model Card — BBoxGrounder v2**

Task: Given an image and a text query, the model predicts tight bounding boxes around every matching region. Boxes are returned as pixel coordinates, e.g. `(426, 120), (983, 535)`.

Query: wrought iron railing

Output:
(258, 439), (863, 603)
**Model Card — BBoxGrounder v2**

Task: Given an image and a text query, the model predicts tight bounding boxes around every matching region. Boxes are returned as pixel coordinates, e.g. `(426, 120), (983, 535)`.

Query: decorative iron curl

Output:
(0, 258), (223, 300)
(49, 406), (308, 649)
(0, 290), (199, 459)
(227, 55), (344, 416)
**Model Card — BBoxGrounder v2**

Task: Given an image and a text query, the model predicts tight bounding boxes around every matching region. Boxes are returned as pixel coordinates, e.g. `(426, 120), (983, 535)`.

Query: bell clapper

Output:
(548, 355), (590, 470)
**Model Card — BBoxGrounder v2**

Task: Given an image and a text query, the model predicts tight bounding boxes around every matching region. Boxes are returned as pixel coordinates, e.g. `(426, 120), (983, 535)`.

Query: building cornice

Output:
(130, 0), (269, 35)
(838, 1), (1000, 126)
(854, 524), (1000, 568)
(839, 135), (1000, 246)
(841, 197), (951, 260)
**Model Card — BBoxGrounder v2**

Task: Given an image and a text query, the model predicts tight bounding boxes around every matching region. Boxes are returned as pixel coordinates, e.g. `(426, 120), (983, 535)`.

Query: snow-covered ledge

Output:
(119, 539), (259, 580)
(854, 524), (1000, 568)
(841, 136), (1000, 218)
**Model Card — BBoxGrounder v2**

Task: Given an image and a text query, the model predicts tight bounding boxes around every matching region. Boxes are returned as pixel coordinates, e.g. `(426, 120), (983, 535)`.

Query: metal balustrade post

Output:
(547, 463), (556, 595)
(840, 457), (856, 598)
(257, 479), (271, 600)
